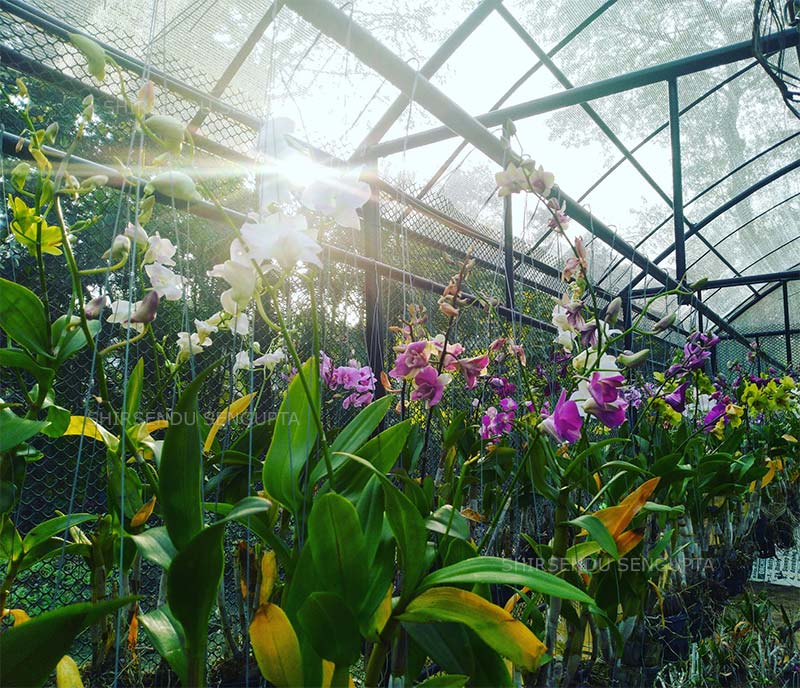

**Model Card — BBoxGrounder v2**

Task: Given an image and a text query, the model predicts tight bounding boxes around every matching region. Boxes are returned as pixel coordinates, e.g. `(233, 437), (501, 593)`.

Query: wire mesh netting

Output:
(1, 0), (800, 686)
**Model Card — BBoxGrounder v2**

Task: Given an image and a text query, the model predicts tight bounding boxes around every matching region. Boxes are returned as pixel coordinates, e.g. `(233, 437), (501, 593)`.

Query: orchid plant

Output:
(0, 34), (798, 688)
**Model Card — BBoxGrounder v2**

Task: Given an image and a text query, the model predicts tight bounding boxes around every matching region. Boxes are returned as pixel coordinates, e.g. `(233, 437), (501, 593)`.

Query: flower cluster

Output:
(321, 351), (377, 409)
(388, 335), (490, 408)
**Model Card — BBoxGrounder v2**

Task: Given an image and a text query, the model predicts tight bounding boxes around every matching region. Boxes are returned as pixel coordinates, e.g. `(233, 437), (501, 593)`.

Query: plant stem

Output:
(543, 483), (570, 683)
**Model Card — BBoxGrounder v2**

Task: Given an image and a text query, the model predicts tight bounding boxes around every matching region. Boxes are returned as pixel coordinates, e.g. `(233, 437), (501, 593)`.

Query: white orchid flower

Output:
(300, 169), (371, 229)
(145, 263), (184, 301)
(253, 348), (286, 372)
(176, 331), (207, 362)
(239, 212), (322, 271)
(208, 260), (258, 308)
(143, 232), (177, 266)
(108, 300), (144, 332)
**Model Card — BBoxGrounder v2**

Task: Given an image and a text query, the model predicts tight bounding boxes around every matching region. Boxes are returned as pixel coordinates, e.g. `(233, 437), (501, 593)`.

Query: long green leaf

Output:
(297, 591), (361, 666)
(0, 349), (54, 392)
(339, 453), (428, 596)
(567, 515), (619, 560)
(420, 556), (593, 604)
(22, 513), (94, 553)
(307, 493), (367, 611)
(400, 587), (547, 671)
(130, 526), (177, 570)
(334, 419), (412, 499)
(124, 358), (144, 427)
(0, 597), (136, 687)
(166, 525), (224, 662)
(160, 361), (219, 550)
(262, 358), (318, 514)
(0, 277), (51, 357)
(138, 606), (188, 685)
(0, 409), (46, 453)
(51, 316), (100, 365)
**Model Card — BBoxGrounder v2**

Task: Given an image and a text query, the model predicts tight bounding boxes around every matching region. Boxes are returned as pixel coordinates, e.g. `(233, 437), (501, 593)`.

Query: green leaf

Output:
(263, 358), (318, 514)
(0, 349), (54, 392)
(41, 403), (70, 439)
(124, 358), (144, 427)
(307, 493), (367, 612)
(326, 394), (393, 458)
(297, 592), (361, 666)
(340, 453), (429, 597)
(51, 316), (100, 365)
(419, 556), (593, 605)
(567, 515), (619, 560)
(426, 505), (470, 541)
(400, 587), (546, 672)
(167, 525), (224, 664)
(130, 526), (177, 570)
(0, 408), (46, 453)
(0, 278), (51, 357)
(22, 513), (94, 554)
(0, 514), (23, 563)
(333, 420), (413, 499)
(0, 597), (136, 687)
(160, 361), (219, 551)
(404, 622), (511, 688)
(138, 606), (188, 685)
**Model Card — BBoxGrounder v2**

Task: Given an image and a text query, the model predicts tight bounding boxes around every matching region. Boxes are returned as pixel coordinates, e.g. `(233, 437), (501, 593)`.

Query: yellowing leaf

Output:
(259, 551), (277, 607)
(130, 496), (156, 528)
(615, 529), (644, 557)
(590, 477), (660, 538)
(64, 416), (118, 450)
(460, 508), (486, 523)
(366, 584), (393, 641)
(782, 434), (797, 443)
(400, 587), (547, 671)
(322, 661), (357, 688)
(503, 586), (531, 614)
(3, 608), (30, 625)
(204, 393), (256, 452)
(249, 604), (303, 688)
(749, 458), (784, 492)
(145, 420), (169, 433)
(56, 655), (84, 688)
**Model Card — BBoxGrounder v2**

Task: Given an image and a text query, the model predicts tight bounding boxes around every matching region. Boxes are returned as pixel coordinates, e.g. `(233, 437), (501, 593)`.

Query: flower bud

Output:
(438, 298), (459, 318)
(45, 122), (59, 144)
(653, 312), (676, 333)
(135, 80), (155, 117)
(604, 296), (622, 325)
(124, 222), (149, 248)
(80, 174), (109, 191)
(144, 115), (186, 154)
(146, 171), (201, 203)
(617, 349), (650, 368)
(84, 295), (109, 319)
(107, 234), (131, 261)
(688, 277), (709, 291)
(10, 162), (30, 191)
(129, 290), (159, 324)
(69, 33), (107, 81)
(137, 194), (156, 226)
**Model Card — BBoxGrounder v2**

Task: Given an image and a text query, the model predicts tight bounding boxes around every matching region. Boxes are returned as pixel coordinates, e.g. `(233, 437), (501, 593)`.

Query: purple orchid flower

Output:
(539, 390), (583, 444)
(410, 365), (451, 408)
(389, 340), (430, 379)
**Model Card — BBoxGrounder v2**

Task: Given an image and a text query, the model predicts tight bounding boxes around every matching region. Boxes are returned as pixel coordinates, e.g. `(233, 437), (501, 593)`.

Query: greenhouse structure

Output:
(0, 0), (799, 686)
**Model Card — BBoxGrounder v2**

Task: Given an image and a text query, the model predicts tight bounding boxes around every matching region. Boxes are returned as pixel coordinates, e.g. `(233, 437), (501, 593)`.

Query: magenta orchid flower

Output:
(410, 365), (451, 408)
(458, 354), (489, 389)
(389, 340), (430, 379)
(539, 390), (582, 444)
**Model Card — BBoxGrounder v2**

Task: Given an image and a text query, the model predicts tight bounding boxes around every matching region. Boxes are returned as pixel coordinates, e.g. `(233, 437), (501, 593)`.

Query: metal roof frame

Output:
(3, 0), (798, 366)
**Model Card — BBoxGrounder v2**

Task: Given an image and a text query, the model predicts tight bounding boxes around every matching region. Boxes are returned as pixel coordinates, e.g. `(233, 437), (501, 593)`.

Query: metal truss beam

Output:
(352, 0), (502, 152)
(280, 0), (772, 359)
(367, 29), (800, 158)
(1, 131), (555, 335)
